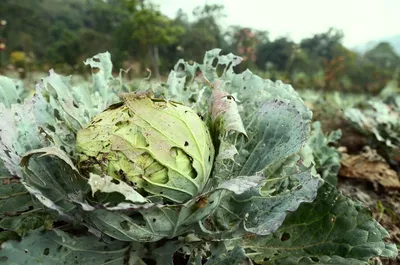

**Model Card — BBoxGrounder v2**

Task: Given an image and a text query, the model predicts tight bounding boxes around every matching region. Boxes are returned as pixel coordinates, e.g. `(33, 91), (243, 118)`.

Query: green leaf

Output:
(0, 52), (123, 179)
(152, 241), (185, 265)
(236, 99), (310, 177)
(0, 212), (53, 237)
(345, 100), (399, 149)
(210, 82), (247, 137)
(204, 246), (251, 265)
(88, 173), (148, 203)
(83, 52), (116, 99)
(203, 165), (321, 237)
(83, 175), (262, 242)
(0, 177), (32, 216)
(0, 175), (52, 237)
(306, 122), (342, 186)
(0, 229), (137, 265)
(84, 188), (225, 242)
(0, 231), (20, 244)
(0, 76), (20, 108)
(16, 142), (261, 243)
(167, 49), (321, 239)
(226, 183), (398, 264)
(20, 147), (90, 219)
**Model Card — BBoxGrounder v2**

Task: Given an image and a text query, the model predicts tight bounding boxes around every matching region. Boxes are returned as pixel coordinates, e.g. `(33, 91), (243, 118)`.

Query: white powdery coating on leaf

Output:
(217, 175), (264, 194)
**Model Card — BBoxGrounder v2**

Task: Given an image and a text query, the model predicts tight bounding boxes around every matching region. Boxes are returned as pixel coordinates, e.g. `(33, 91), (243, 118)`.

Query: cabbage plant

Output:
(0, 50), (397, 264)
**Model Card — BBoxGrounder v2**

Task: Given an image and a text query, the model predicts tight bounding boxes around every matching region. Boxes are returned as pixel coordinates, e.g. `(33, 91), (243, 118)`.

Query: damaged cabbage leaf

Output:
(0, 52), (123, 178)
(224, 183), (397, 264)
(19, 146), (261, 242)
(306, 121), (342, 186)
(0, 76), (21, 108)
(0, 229), (139, 265)
(344, 98), (399, 166)
(0, 175), (53, 238)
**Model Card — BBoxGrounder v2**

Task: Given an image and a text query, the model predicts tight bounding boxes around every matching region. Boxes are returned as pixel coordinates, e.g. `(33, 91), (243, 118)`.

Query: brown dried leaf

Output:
(339, 146), (400, 189)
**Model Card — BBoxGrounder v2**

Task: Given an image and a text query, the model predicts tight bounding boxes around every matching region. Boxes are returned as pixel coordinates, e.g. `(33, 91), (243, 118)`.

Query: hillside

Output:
(354, 34), (400, 55)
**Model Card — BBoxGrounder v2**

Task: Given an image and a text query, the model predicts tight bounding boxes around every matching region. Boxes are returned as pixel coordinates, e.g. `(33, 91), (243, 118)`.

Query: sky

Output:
(151, 0), (400, 48)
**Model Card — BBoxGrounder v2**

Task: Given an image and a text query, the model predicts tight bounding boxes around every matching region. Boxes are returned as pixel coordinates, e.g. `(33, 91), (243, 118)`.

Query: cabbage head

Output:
(76, 93), (214, 203)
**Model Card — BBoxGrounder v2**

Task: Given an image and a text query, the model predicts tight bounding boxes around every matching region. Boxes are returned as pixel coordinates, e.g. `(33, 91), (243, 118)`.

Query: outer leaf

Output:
(14, 134), (261, 243)
(345, 100), (399, 148)
(0, 177), (32, 217)
(0, 76), (20, 108)
(88, 173), (148, 203)
(167, 49), (321, 239)
(202, 165), (321, 237)
(0, 229), (137, 265)
(236, 100), (310, 177)
(170, 49), (313, 182)
(204, 246), (251, 265)
(20, 147), (90, 219)
(0, 52), (122, 179)
(152, 240), (185, 265)
(225, 183), (398, 264)
(84, 181), (251, 242)
(306, 122), (342, 186)
(210, 81), (247, 137)
(0, 231), (19, 244)
(0, 175), (52, 237)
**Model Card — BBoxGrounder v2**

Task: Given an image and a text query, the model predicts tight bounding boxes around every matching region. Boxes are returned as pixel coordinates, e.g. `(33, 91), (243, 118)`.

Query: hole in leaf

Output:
(211, 58), (219, 67)
(54, 109), (62, 120)
(47, 124), (56, 132)
(216, 64), (227, 77)
(177, 63), (185, 71)
(311, 257), (319, 262)
(226, 61), (232, 72)
(152, 218), (156, 222)
(111, 179), (120, 184)
(4, 149), (11, 158)
(120, 221), (130, 231)
(226, 95), (235, 101)
(263, 257), (270, 261)
(170, 147), (178, 157)
(92, 67), (100, 74)
(142, 258), (157, 265)
(184, 141), (189, 147)
(72, 101), (79, 108)
(280, 232), (290, 241)
(93, 58), (101, 62)
(43, 248), (50, 256)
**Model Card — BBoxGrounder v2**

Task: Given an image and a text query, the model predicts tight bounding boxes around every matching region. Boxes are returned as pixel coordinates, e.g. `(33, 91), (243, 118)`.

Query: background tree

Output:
(126, 1), (184, 78)
(175, 4), (228, 62)
(0, 0), (399, 93)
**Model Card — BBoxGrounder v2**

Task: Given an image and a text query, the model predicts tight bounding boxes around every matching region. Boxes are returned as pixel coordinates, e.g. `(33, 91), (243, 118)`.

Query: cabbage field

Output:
(0, 49), (399, 265)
